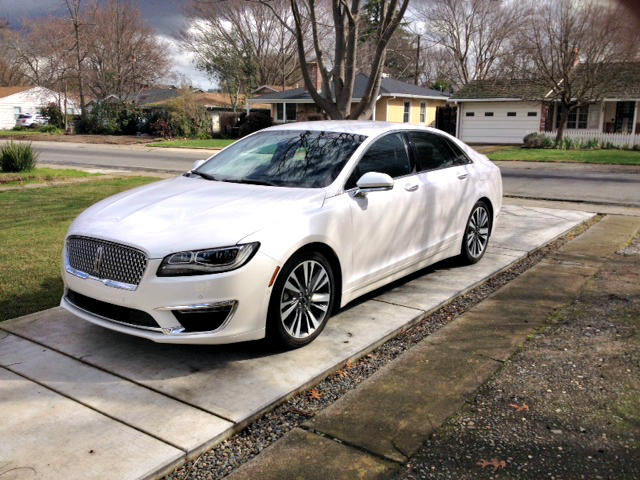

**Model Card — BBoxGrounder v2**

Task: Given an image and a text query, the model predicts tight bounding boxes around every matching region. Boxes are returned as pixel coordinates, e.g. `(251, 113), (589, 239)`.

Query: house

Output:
(450, 63), (640, 144)
(249, 72), (450, 127)
(0, 86), (80, 129)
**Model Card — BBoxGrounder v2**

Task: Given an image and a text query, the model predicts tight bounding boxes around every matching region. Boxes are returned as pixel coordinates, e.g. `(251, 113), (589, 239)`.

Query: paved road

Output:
(29, 141), (640, 207)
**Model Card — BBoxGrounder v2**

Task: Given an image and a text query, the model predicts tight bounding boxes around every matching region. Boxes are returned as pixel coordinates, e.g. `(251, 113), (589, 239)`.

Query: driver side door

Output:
(345, 132), (422, 291)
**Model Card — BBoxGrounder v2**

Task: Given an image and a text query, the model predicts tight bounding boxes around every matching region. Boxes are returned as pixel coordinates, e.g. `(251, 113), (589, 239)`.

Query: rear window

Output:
(18, 114), (31, 119)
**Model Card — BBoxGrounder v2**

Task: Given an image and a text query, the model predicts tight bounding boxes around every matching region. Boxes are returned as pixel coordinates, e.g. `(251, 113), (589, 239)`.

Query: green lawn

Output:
(487, 148), (640, 165)
(147, 138), (236, 149)
(0, 176), (158, 321)
(0, 128), (63, 137)
(0, 167), (99, 186)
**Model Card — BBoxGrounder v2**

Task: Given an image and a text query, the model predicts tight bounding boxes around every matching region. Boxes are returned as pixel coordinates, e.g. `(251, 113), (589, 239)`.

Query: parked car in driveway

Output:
(15, 113), (48, 128)
(60, 121), (502, 348)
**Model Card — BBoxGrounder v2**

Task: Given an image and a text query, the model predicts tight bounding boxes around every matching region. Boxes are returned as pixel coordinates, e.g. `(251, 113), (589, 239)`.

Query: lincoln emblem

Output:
(93, 245), (104, 275)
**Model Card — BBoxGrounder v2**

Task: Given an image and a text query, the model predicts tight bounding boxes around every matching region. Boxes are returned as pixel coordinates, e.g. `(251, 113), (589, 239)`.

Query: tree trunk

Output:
(555, 107), (569, 146)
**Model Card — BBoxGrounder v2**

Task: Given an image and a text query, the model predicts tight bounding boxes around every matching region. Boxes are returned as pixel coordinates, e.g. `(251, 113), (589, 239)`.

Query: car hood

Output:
(68, 176), (327, 258)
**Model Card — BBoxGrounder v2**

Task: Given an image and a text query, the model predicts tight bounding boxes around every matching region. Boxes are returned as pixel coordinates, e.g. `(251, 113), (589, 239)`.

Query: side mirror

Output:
(191, 159), (206, 171)
(353, 171), (394, 197)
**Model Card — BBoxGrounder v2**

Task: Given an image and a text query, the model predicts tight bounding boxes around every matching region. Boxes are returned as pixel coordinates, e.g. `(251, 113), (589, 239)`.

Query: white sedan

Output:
(61, 121), (502, 348)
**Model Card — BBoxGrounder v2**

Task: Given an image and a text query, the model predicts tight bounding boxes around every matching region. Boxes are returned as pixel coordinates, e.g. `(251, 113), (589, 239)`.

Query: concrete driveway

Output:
(0, 204), (592, 480)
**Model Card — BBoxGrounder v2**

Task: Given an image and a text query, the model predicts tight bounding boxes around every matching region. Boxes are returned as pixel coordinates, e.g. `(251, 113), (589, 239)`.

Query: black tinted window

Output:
(408, 132), (459, 171)
(444, 138), (472, 166)
(346, 133), (411, 189)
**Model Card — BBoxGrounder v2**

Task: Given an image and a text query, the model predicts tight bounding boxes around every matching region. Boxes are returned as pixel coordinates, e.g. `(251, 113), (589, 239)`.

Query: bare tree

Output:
(184, 0), (309, 105)
(413, 0), (524, 88)
(84, 0), (169, 100)
(63, 0), (91, 115)
(261, 0), (409, 120)
(522, 0), (640, 144)
(0, 19), (27, 86)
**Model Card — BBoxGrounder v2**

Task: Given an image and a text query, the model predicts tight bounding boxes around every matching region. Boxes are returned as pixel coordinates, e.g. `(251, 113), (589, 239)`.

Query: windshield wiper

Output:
(219, 178), (277, 186)
(189, 170), (218, 181)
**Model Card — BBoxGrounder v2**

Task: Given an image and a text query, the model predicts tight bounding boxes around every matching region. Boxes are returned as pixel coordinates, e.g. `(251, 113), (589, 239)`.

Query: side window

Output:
(408, 131), (459, 171)
(346, 133), (412, 189)
(444, 138), (472, 166)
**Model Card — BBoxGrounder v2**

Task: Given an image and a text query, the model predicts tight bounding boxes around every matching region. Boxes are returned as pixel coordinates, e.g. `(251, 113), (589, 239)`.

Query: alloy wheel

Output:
(279, 260), (332, 339)
(466, 205), (490, 258)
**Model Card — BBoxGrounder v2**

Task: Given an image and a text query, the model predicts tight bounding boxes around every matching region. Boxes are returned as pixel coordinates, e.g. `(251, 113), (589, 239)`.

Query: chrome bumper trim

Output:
(65, 258), (138, 291)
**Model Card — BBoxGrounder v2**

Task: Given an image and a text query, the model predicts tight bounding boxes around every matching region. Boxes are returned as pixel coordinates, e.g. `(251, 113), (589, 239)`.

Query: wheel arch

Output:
(477, 196), (494, 234)
(284, 242), (343, 312)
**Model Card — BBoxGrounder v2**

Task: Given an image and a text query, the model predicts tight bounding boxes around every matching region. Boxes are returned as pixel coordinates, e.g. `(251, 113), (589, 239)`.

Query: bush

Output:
(220, 112), (242, 137)
(523, 132), (543, 148)
(238, 110), (272, 137)
(0, 141), (38, 172)
(38, 124), (62, 134)
(541, 135), (554, 148)
(12, 125), (27, 131)
(40, 102), (65, 129)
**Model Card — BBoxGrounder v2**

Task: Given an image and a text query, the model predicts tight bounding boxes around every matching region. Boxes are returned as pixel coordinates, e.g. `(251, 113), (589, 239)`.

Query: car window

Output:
(408, 131), (463, 172)
(444, 138), (472, 166)
(345, 133), (412, 189)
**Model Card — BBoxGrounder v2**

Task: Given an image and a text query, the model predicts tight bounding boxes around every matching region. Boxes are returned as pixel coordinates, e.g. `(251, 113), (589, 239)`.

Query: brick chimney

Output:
(306, 62), (322, 92)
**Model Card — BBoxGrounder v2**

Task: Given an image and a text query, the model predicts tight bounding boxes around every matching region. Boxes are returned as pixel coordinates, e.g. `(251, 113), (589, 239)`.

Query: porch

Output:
(542, 99), (640, 146)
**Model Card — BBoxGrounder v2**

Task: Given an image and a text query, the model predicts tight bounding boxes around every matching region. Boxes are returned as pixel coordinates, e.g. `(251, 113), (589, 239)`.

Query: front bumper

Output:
(60, 251), (278, 344)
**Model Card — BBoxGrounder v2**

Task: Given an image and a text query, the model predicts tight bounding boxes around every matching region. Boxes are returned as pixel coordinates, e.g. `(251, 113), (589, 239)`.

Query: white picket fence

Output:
(539, 129), (640, 147)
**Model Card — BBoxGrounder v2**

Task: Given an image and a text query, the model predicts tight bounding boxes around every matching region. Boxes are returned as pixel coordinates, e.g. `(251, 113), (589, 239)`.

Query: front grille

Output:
(66, 289), (159, 330)
(66, 236), (147, 286)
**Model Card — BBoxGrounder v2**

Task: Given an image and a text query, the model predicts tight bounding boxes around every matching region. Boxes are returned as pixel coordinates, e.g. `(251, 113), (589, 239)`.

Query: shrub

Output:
(0, 141), (38, 172)
(12, 125), (27, 131)
(220, 112), (242, 137)
(238, 110), (272, 137)
(523, 132), (543, 148)
(150, 118), (172, 138)
(562, 137), (575, 150)
(40, 102), (65, 129)
(541, 135), (554, 148)
(633, 144), (640, 151)
(38, 124), (62, 134)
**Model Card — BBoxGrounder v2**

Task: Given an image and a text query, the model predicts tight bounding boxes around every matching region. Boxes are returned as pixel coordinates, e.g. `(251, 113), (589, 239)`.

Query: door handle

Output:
(404, 183), (419, 192)
(457, 173), (469, 180)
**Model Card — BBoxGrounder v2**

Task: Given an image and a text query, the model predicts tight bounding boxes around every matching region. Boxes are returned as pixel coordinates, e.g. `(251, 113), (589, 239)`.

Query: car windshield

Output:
(195, 130), (367, 188)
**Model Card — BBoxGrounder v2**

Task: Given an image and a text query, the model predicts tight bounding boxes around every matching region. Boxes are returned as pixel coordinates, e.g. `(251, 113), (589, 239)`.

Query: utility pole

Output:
(414, 35), (420, 85)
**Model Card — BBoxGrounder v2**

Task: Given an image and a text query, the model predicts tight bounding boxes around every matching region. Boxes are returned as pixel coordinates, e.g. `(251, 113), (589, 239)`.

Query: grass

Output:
(487, 148), (640, 165)
(0, 176), (158, 321)
(147, 138), (236, 149)
(0, 128), (63, 137)
(0, 167), (99, 186)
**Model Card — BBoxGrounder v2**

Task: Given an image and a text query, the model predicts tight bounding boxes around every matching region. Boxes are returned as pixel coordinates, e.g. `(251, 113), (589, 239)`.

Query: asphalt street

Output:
(29, 141), (640, 207)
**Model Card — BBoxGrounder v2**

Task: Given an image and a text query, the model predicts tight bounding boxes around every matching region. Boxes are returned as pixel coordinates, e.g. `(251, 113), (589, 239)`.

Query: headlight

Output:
(157, 242), (260, 276)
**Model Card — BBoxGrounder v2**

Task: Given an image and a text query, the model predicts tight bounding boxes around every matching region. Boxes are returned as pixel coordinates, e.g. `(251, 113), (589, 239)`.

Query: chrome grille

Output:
(66, 236), (147, 286)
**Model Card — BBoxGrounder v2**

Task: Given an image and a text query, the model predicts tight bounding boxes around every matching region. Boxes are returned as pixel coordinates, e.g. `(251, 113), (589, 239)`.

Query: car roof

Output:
(263, 120), (440, 137)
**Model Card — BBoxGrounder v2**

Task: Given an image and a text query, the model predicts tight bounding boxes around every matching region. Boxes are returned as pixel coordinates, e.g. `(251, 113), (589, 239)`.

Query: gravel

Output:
(398, 230), (640, 480)
(165, 217), (600, 480)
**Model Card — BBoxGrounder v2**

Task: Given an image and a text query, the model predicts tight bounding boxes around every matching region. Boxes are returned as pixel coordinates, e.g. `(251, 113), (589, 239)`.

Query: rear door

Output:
(407, 131), (474, 253)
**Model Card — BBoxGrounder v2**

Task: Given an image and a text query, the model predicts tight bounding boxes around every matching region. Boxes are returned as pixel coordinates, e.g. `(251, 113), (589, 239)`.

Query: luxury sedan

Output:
(61, 121), (502, 348)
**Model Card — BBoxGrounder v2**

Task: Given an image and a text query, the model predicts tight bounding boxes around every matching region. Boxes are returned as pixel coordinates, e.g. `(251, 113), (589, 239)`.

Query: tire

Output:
(460, 200), (492, 265)
(266, 251), (336, 349)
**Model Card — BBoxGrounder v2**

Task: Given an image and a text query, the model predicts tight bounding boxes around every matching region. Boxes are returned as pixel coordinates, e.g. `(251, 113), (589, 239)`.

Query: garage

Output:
(456, 100), (542, 144)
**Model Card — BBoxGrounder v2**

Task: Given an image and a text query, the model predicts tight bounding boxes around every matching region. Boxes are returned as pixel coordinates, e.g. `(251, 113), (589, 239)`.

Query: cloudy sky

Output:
(0, 0), (214, 89)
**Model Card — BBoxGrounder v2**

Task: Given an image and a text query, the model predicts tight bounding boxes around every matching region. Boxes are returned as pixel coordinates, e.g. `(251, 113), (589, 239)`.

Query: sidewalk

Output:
(227, 215), (640, 480)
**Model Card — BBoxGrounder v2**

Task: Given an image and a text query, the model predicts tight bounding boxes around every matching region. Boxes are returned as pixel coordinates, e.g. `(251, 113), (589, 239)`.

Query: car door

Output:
(345, 132), (422, 289)
(407, 131), (474, 254)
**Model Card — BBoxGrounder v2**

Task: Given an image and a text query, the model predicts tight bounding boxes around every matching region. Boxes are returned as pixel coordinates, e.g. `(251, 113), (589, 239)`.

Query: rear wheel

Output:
(460, 201), (491, 264)
(267, 251), (336, 349)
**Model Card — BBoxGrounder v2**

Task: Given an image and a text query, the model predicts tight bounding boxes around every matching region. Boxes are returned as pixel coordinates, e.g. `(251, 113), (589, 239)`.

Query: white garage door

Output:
(459, 101), (542, 144)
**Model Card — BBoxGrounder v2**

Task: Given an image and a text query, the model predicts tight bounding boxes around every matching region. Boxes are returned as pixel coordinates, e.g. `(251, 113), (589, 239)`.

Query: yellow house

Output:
(249, 73), (449, 128)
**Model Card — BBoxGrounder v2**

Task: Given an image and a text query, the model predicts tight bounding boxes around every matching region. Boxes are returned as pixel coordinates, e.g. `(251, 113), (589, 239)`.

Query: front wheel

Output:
(460, 201), (491, 264)
(266, 251), (336, 349)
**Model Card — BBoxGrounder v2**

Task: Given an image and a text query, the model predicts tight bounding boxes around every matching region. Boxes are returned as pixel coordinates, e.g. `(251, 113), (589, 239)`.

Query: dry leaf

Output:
(308, 388), (322, 400)
(477, 458), (506, 472)
(346, 359), (354, 370)
(508, 402), (529, 412)
(336, 369), (348, 378)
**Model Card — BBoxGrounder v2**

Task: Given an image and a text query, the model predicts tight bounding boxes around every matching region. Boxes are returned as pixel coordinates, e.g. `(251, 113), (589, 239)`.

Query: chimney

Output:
(306, 62), (322, 92)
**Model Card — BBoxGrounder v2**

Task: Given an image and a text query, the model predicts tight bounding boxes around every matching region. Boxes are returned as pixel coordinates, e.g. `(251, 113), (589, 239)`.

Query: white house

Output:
(450, 62), (640, 144)
(0, 86), (80, 129)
